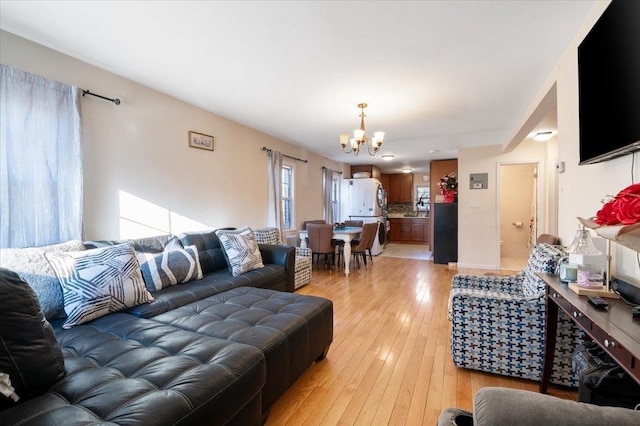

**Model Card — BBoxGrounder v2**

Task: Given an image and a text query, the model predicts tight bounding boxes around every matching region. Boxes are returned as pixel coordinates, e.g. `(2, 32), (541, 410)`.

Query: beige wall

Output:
(554, 1), (639, 280)
(458, 0), (639, 281)
(458, 140), (551, 269)
(0, 30), (344, 240)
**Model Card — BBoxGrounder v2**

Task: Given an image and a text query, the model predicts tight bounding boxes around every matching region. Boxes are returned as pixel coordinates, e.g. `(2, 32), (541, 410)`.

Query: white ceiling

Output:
(0, 1), (594, 173)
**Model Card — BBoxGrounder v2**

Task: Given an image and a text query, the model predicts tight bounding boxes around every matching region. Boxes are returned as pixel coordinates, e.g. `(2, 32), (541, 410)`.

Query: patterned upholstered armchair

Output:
(253, 227), (312, 290)
(449, 243), (584, 387)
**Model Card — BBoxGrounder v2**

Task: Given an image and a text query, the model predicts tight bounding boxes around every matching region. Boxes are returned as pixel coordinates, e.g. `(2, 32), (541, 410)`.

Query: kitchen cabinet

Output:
(380, 174), (390, 193)
(389, 218), (430, 243)
(387, 173), (414, 203)
(351, 165), (381, 179)
(411, 218), (430, 243)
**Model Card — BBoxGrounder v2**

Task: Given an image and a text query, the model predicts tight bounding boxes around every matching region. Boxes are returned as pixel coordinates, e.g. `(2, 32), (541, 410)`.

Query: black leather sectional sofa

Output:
(0, 229), (334, 425)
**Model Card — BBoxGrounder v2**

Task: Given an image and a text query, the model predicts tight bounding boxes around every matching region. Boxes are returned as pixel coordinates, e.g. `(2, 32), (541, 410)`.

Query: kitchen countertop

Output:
(387, 213), (430, 219)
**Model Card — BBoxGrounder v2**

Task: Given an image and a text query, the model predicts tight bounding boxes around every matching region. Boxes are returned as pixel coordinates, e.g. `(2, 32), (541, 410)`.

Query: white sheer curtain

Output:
(266, 149), (285, 241)
(0, 64), (83, 248)
(322, 167), (336, 224)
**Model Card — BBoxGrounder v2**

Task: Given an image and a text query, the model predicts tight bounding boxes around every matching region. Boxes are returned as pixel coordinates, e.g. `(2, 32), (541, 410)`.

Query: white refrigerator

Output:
(340, 178), (384, 219)
(340, 178), (386, 255)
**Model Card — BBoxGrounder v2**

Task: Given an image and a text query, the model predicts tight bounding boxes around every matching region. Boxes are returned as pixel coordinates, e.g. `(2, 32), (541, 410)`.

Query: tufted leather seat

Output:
(125, 265), (286, 318)
(0, 313), (266, 425)
(150, 287), (333, 418)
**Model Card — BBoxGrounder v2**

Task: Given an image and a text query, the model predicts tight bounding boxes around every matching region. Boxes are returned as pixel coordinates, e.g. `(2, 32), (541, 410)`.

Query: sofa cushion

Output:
(0, 268), (65, 410)
(136, 245), (203, 291)
(0, 239), (85, 320)
(125, 264), (287, 318)
(83, 234), (183, 253)
(0, 313), (266, 425)
(180, 228), (235, 274)
(46, 242), (154, 328)
(216, 227), (265, 276)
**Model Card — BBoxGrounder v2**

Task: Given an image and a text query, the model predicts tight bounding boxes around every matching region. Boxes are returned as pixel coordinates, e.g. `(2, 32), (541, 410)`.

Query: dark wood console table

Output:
(538, 272), (640, 393)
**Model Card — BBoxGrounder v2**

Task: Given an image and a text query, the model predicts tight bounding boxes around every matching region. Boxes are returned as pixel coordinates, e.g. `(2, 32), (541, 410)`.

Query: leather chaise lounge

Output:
(0, 229), (334, 425)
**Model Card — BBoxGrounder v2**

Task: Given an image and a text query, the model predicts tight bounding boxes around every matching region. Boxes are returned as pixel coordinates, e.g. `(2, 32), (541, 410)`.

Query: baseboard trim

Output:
(456, 263), (499, 270)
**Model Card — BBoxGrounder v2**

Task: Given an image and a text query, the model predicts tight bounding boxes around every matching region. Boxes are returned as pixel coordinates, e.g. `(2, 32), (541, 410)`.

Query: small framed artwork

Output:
(188, 131), (214, 151)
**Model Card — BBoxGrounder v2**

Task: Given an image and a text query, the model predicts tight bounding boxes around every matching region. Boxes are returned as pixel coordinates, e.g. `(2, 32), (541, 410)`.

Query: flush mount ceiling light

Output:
(381, 154), (395, 161)
(533, 131), (554, 142)
(339, 103), (385, 156)
(402, 167), (412, 174)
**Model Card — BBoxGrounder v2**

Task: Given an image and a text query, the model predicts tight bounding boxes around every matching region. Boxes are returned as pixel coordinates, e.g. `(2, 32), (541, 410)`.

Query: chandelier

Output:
(339, 103), (385, 156)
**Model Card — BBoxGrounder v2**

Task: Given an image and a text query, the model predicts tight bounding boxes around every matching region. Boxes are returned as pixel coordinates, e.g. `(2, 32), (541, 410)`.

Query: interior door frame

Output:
(495, 160), (545, 268)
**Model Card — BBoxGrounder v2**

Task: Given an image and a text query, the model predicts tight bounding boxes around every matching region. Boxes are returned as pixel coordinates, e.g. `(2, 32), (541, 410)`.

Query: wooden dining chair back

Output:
(307, 223), (336, 269)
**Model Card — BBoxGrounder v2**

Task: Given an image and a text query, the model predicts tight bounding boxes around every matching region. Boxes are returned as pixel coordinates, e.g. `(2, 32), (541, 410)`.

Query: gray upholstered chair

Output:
(437, 387), (640, 426)
(252, 227), (312, 289)
(448, 243), (583, 387)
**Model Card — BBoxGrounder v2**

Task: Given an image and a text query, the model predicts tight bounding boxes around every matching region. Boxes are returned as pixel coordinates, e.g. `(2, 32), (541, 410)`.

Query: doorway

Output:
(499, 163), (537, 271)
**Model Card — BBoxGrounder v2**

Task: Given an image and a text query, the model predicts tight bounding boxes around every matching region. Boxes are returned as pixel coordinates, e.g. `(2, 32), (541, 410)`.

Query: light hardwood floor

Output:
(266, 255), (576, 425)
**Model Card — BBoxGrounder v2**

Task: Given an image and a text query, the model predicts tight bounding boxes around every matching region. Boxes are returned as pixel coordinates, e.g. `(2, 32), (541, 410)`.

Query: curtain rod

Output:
(82, 89), (121, 105)
(322, 166), (343, 175)
(261, 147), (307, 163)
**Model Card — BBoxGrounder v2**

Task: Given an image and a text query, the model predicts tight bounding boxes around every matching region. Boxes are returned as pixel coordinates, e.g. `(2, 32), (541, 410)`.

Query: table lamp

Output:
(566, 226), (617, 298)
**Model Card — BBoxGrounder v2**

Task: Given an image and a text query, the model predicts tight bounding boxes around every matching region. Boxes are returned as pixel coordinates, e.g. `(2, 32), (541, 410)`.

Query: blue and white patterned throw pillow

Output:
(215, 227), (264, 276)
(46, 241), (154, 328)
(136, 245), (203, 291)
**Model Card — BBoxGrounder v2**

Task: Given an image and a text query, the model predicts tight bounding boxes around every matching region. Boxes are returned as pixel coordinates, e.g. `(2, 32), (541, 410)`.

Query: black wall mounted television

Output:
(578, 0), (640, 165)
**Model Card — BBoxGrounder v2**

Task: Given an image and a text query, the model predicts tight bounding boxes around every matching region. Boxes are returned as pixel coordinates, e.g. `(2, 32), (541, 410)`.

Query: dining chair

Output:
(343, 223), (378, 271)
(306, 224), (336, 270)
(301, 219), (326, 246)
(333, 220), (363, 264)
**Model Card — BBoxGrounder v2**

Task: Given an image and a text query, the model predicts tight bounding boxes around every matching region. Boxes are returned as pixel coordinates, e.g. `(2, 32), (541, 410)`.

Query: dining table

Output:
(299, 226), (362, 276)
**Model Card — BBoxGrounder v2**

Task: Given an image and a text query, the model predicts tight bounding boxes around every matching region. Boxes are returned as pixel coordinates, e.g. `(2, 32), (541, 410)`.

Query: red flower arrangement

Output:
(595, 183), (640, 226)
(437, 172), (458, 203)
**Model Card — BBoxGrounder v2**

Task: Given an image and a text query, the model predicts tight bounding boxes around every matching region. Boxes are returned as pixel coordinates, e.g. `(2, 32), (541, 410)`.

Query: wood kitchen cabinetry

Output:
(384, 173), (414, 203)
(380, 174), (389, 192)
(389, 218), (430, 244)
(351, 165), (381, 179)
(411, 218), (430, 243)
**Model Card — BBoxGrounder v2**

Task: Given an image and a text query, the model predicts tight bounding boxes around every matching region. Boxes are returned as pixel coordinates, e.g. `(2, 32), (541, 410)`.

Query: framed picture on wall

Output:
(188, 131), (214, 151)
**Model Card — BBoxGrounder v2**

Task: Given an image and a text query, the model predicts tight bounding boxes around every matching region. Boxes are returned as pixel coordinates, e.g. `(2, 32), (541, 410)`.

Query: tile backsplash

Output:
(388, 202), (415, 214)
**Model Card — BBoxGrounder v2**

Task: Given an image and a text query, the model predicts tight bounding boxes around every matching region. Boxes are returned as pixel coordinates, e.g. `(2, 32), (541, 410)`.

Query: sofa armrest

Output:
(474, 387), (640, 426)
(259, 244), (296, 292)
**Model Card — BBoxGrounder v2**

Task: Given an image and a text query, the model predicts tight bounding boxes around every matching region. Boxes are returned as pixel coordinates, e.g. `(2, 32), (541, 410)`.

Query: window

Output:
(281, 164), (294, 229)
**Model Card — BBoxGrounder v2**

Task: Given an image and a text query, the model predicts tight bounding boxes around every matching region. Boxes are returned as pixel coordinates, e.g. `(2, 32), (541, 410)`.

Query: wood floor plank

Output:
(265, 253), (577, 425)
